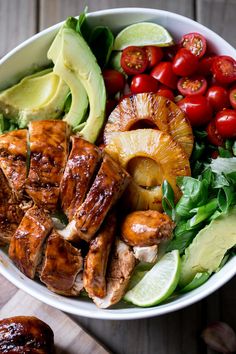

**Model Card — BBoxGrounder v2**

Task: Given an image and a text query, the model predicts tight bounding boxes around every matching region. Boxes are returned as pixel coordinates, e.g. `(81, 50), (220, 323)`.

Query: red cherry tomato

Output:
(177, 95), (212, 127)
(197, 54), (216, 76)
(163, 45), (179, 61)
(121, 46), (148, 75)
(215, 109), (236, 138)
(177, 75), (207, 96)
(172, 48), (199, 76)
(150, 62), (178, 89)
(145, 46), (163, 69)
(206, 120), (224, 146)
(206, 86), (230, 112)
(130, 74), (159, 94)
(229, 87), (236, 109)
(157, 88), (174, 101)
(102, 69), (125, 97)
(181, 32), (207, 58)
(212, 56), (236, 85)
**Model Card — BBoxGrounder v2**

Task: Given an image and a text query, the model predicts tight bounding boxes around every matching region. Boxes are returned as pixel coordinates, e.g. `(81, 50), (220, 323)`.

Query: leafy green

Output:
(89, 26), (114, 68)
(210, 157), (236, 174)
(161, 180), (175, 219)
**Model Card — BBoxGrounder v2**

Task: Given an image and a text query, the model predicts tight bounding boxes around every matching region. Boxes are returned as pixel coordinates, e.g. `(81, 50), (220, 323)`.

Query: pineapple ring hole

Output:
(127, 157), (163, 188)
(129, 119), (157, 130)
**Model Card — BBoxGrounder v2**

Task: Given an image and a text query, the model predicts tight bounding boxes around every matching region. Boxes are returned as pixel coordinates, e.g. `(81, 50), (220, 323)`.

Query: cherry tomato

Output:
(206, 86), (230, 112)
(177, 75), (207, 96)
(163, 45), (179, 61)
(229, 87), (236, 109)
(172, 48), (199, 76)
(215, 109), (236, 138)
(206, 120), (224, 146)
(145, 46), (163, 69)
(212, 56), (236, 85)
(130, 74), (159, 94)
(102, 69), (125, 96)
(197, 54), (216, 76)
(150, 62), (178, 89)
(211, 150), (220, 159)
(106, 99), (117, 116)
(177, 95), (213, 127)
(157, 88), (174, 101)
(121, 46), (148, 75)
(181, 32), (207, 58)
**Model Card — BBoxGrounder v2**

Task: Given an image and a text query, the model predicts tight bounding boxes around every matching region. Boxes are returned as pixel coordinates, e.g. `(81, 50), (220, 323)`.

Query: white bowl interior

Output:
(0, 8), (235, 320)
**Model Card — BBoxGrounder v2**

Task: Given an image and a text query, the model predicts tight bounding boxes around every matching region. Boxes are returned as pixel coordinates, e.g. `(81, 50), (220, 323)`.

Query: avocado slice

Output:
(0, 68), (70, 128)
(179, 207), (236, 287)
(48, 25), (106, 143)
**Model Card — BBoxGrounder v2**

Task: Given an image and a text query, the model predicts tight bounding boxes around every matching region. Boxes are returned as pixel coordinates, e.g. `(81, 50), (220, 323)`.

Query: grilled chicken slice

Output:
(26, 120), (69, 211)
(93, 239), (136, 308)
(133, 245), (158, 263)
(40, 229), (83, 296)
(0, 316), (55, 354)
(60, 136), (101, 221)
(121, 210), (175, 247)
(0, 170), (23, 245)
(84, 212), (116, 298)
(0, 129), (27, 200)
(9, 206), (53, 279)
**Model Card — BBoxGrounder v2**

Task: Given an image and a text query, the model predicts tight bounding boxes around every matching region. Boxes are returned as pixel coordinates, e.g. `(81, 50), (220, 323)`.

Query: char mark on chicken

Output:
(60, 136), (101, 221)
(40, 229), (83, 296)
(0, 316), (55, 354)
(93, 239), (136, 308)
(0, 169), (23, 245)
(9, 205), (53, 279)
(0, 129), (27, 200)
(25, 120), (69, 211)
(71, 154), (130, 242)
(84, 212), (116, 299)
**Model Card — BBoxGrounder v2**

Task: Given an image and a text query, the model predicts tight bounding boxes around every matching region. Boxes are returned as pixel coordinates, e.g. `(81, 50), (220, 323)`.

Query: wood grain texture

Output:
(196, 0), (236, 47)
(0, 287), (109, 354)
(0, 0), (37, 58)
(39, 0), (194, 30)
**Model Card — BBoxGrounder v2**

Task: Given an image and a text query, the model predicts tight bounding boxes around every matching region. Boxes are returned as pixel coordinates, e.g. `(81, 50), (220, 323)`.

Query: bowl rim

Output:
(0, 7), (235, 320)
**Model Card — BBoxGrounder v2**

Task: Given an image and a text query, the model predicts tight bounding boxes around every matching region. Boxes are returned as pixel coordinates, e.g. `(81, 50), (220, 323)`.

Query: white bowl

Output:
(0, 8), (235, 320)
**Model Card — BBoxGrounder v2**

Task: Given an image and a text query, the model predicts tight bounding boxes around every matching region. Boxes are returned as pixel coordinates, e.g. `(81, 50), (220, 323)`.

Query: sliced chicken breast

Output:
(0, 129), (27, 200)
(93, 239), (136, 308)
(26, 120), (69, 211)
(60, 136), (101, 221)
(0, 169), (23, 245)
(9, 205), (53, 279)
(84, 212), (116, 298)
(40, 229), (83, 296)
(133, 245), (158, 263)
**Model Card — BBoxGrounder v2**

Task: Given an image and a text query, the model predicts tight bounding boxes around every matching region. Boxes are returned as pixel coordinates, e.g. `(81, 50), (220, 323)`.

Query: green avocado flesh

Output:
(179, 207), (236, 287)
(0, 68), (69, 128)
(48, 25), (106, 143)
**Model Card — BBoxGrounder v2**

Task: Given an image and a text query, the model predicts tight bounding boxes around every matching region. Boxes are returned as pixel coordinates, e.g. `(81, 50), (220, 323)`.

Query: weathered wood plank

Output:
(0, 0), (37, 58)
(196, 0), (236, 47)
(39, 0), (194, 30)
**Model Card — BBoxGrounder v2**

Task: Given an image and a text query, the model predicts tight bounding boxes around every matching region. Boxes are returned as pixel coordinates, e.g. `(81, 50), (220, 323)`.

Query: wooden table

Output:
(0, 1), (235, 353)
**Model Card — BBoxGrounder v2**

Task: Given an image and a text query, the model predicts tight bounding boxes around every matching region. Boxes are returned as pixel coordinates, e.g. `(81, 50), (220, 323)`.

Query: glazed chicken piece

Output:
(0, 316), (55, 354)
(133, 245), (158, 263)
(40, 229), (83, 296)
(9, 205), (53, 279)
(0, 170), (23, 245)
(0, 129), (27, 200)
(121, 210), (175, 247)
(60, 154), (130, 242)
(25, 120), (69, 211)
(84, 212), (116, 299)
(60, 136), (101, 221)
(93, 239), (136, 308)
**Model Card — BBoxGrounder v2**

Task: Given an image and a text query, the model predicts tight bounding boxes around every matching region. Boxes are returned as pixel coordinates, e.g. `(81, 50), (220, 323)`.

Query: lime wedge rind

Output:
(124, 250), (180, 307)
(114, 22), (174, 50)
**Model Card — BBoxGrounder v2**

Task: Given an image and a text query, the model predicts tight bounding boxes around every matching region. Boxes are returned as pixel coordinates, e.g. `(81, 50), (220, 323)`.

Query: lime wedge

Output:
(124, 250), (180, 307)
(114, 22), (174, 50)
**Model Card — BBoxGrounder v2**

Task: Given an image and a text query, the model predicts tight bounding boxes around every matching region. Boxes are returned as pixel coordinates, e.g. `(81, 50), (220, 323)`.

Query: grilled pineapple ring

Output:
(105, 129), (191, 211)
(104, 93), (194, 157)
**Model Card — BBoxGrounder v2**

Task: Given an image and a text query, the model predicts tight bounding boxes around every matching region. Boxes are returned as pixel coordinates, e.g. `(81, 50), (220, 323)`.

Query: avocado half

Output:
(0, 68), (70, 128)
